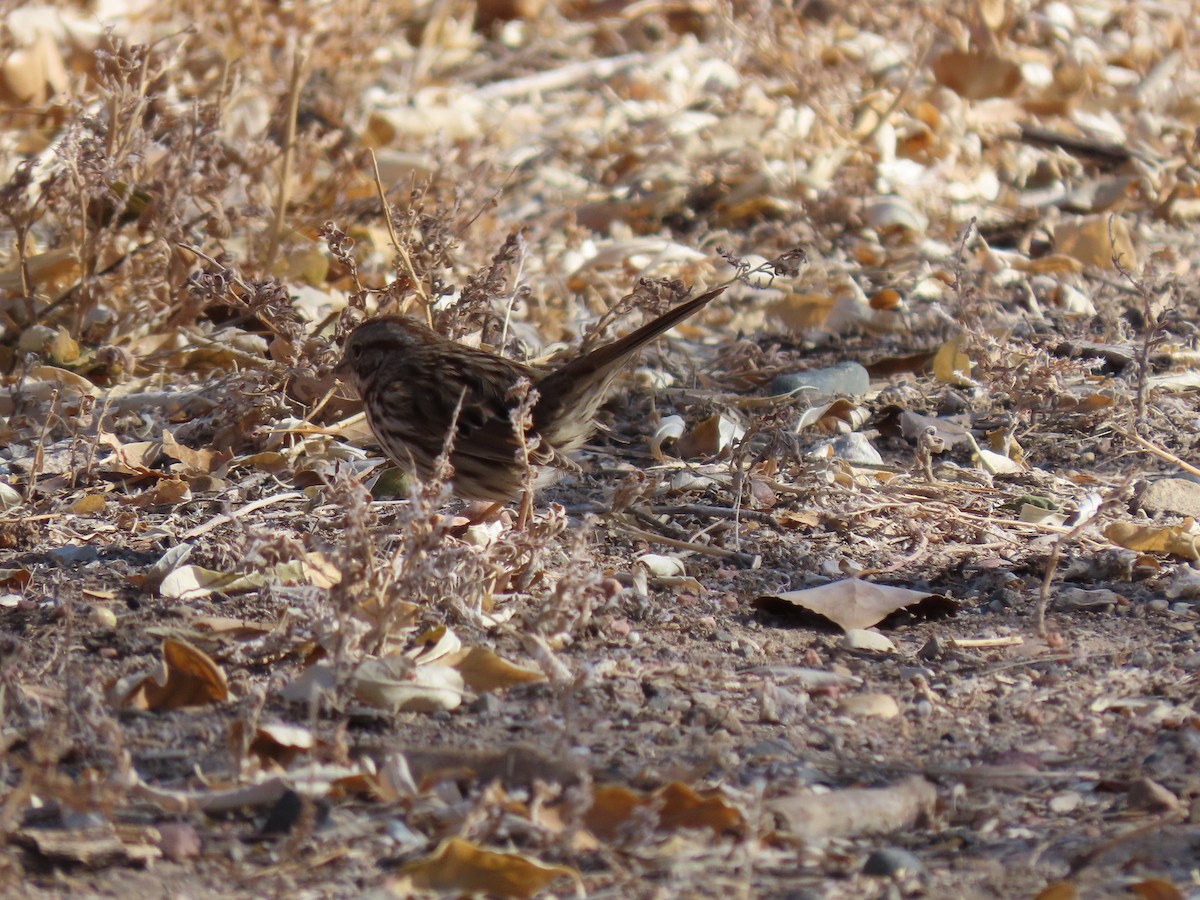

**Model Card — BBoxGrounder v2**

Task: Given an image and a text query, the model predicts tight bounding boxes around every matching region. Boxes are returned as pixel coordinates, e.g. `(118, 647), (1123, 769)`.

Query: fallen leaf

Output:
(755, 578), (956, 631)
(1105, 521), (1200, 561)
(108, 639), (228, 710)
(389, 837), (583, 899)
(350, 658), (464, 712)
(449, 646), (545, 692)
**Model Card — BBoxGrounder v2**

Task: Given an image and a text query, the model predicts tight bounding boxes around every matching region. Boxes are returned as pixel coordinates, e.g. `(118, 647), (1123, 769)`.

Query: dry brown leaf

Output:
(162, 429), (228, 477)
(1105, 521), (1200, 561)
(1129, 879), (1185, 900)
(1054, 215), (1138, 270)
(584, 782), (744, 841)
(1034, 882), (1079, 900)
(676, 412), (744, 458)
(933, 337), (973, 386)
(71, 493), (106, 515)
(248, 722), (316, 767)
(449, 646), (546, 692)
(96, 430), (161, 477)
(388, 837), (583, 899)
(932, 50), (1022, 99)
(124, 475), (191, 507)
(109, 639), (229, 711)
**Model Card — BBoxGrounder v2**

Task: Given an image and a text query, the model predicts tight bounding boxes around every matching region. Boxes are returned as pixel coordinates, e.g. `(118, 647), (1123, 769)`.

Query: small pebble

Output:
(770, 362), (871, 401)
(89, 605), (117, 630)
(1048, 791), (1082, 814)
(843, 629), (896, 652)
(1127, 777), (1180, 813)
(470, 694), (503, 717)
(838, 692), (900, 719)
(862, 847), (925, 878)
(157, 823), (202, 861)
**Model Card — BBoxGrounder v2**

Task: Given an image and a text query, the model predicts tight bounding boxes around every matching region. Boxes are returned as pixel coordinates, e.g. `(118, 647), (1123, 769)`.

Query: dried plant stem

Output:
(1118, 427), (1200, 477)
(1108, 214), (1170, 424)
(616, 517), (760, 568)
(1034, 484), (1125, 637)
(264, 40), (309, 272)
(23, 387), (58, 503)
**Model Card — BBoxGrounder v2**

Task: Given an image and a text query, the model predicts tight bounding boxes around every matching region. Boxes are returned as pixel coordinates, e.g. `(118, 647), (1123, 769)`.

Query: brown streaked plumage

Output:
(336, 286), (726, 505)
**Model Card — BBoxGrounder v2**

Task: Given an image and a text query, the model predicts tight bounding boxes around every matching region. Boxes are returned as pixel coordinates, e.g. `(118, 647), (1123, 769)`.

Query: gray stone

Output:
(769, 362), (871, 402)
(863, 846), (925, 878)
(1137, 477), (1200, 518)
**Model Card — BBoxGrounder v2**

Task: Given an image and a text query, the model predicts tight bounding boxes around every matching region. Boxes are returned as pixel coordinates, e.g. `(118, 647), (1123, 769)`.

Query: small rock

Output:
(812, 433), (883, 466)
(1127, 777), (1180, 813)
(843, 629), (896, 652)
(838, 692), (900, 719)
(769, 362), (870, 402)
(157, 823), (202, 861)
(1137, 478), (1200, 519)
(608, 617), (633, 637)
(61, 810), (107, 829)
(916, 637), (944, 660)
(47, 544), (100, 564)
(1048, 791), (1082, 814)
(862, 846), (925, 878)
(470, 693), (504, 717)
(89, 605), (117, 630)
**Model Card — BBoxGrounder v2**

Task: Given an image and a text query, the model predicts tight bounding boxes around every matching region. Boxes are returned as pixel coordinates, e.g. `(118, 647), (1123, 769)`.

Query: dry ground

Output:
(2, 0), (1200, 897)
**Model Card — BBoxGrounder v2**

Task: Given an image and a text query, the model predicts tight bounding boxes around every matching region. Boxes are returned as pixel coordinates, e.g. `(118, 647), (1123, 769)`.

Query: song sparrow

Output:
(336, 285), (726, 506)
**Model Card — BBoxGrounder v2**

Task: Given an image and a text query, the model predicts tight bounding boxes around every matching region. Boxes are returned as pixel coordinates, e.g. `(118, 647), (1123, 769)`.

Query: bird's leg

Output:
(517, 490), (533, 530)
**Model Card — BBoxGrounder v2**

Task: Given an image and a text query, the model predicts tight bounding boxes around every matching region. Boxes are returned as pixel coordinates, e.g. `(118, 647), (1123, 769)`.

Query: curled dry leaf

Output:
(448, 646), (545, 692)
(754, 578), (956, 631)
(349, 658), (464, 713)
(932, 337), (973, 387)
(389, 836), (584, 899)
(1054, 215), (1138, 270)
(675, 412), (744, 458)
(1104, 522), (1200, 562)
(650, 414), (686, 461)
(584, 782), (745, 841)
(162, 429), (229, 477)
(932, 50), (1022, 99)
(636, 553), (687, 578)
(248, 722), (316, 767)
(108, 639), (228, 711)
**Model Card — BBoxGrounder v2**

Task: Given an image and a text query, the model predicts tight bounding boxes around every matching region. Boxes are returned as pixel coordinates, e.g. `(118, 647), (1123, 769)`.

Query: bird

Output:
(336, 285), (726, 520)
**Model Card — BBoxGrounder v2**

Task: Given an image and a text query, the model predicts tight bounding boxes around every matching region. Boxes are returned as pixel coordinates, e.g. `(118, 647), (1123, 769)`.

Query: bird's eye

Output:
(350, 344), (363, 360)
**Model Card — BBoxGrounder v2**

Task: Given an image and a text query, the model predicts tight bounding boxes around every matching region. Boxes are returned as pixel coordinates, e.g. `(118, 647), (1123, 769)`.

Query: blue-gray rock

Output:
(769, 362), (870, 402)
(863, 846), (925, 878)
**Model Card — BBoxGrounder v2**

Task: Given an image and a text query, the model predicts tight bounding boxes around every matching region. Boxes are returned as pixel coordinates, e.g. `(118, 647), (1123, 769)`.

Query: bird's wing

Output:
(403, 355), (547, 466)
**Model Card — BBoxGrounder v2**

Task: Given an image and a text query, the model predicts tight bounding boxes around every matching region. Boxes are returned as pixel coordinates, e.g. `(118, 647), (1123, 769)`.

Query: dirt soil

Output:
(2, 1), (1200, 898)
